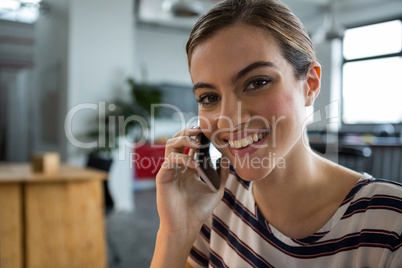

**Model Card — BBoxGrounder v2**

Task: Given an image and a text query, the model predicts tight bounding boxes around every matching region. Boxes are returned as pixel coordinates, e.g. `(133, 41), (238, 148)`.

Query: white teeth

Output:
(253, 133), (259, 142)
(241, 139), (248, 147)
(228, 132), (268, 149)
(228, 140), (234, 148)
(235, 140), (241, 148)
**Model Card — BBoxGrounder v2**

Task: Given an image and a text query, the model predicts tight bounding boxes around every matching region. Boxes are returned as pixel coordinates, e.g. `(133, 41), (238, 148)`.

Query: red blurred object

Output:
(133, 143), (166, 179)
(133, 144), (194, 180)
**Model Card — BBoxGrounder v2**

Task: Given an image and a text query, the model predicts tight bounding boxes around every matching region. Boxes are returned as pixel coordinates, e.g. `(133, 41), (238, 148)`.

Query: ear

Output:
(304, 61), (321, 107)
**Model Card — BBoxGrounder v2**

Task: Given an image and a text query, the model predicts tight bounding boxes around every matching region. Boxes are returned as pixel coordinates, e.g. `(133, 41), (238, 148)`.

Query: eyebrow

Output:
(233, 61), (278, 84)
(193, 82), (215, 92)
(193, 61), (278, 92)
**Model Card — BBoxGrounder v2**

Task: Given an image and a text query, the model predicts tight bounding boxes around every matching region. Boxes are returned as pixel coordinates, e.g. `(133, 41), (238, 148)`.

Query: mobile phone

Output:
(195, 133), (221, 192)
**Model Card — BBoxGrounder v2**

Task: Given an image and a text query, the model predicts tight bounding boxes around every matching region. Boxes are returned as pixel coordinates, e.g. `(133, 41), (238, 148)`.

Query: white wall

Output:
(135, 26), (192, 85)
(67, 0), (135, 165)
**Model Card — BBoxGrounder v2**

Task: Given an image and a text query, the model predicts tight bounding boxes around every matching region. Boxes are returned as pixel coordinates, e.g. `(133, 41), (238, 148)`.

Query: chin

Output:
(230, 155), (281, 182)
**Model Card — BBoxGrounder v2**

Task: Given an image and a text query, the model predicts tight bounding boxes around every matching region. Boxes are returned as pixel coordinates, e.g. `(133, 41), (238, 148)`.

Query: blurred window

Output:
(0, 0), (41, 24)
(342, 19), (402, 124)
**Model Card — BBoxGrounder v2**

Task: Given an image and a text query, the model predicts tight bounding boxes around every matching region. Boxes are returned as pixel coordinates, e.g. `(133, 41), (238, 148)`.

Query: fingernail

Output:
(191, 125), (200, 129)
(191, 140), (200, 147)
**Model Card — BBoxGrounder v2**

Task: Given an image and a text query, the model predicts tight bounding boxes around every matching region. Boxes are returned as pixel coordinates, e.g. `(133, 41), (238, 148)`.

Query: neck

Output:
(253, 137), (329, 220)
(251, 136), (363, 239)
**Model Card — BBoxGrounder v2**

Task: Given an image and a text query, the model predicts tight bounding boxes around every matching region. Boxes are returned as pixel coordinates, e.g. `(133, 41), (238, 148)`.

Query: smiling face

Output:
(190, 23), (316, 181)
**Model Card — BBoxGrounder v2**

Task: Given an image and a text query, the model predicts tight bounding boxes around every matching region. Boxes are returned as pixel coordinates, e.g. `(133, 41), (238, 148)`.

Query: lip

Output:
(225, 130), (270, 157)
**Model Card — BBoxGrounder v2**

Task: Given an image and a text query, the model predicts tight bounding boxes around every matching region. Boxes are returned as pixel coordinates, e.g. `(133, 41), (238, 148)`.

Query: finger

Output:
(188, 148), (196, 159)
(162, 152), (200, 171)
(165, 136), (200, 157)
(172, 126), (202, 139)
(188, 133), (201, 159)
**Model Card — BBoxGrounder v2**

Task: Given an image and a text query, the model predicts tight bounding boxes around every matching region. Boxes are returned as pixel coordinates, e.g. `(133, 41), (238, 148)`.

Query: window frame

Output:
(340, 16), (402, 135)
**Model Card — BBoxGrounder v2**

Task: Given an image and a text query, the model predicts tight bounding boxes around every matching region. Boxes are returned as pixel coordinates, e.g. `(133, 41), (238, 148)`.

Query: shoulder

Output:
(344, 173), (401, 198)
(323, 176), (402, 261)
(341, 175), (402, 231)
(350, 176), (402, 201)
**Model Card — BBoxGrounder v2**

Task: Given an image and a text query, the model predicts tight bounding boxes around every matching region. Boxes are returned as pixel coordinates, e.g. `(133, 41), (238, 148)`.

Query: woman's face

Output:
(190, 23), (315, 181)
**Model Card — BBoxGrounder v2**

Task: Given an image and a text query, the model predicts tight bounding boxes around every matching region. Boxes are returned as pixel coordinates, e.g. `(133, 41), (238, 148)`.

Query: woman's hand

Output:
(151, 126), (229, 268)
(155, 126), (229, 235)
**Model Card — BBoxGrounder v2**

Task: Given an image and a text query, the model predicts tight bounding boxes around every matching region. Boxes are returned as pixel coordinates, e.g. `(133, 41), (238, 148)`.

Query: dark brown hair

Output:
(186, 0), (316, 79)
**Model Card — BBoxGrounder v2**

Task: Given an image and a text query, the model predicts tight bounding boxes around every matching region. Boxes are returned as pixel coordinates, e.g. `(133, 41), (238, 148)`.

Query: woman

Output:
(151, 0), (402, 267)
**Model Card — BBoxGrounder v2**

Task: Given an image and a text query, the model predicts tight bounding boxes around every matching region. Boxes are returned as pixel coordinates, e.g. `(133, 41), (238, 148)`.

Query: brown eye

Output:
(197, 94), (221, 105)
(245, 78), (272, 91)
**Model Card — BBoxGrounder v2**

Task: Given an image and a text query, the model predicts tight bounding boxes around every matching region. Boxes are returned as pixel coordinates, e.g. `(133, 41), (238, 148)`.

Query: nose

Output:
(216, 94), (252, 131)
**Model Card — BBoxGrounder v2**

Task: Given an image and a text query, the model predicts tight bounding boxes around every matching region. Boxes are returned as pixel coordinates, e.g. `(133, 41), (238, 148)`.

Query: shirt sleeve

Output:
(187, 215), (213, 268)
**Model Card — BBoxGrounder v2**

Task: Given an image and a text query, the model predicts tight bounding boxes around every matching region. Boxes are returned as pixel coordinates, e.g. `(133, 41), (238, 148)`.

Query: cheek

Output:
(254, 93), (291, 119)
(255, 92), (304, 135)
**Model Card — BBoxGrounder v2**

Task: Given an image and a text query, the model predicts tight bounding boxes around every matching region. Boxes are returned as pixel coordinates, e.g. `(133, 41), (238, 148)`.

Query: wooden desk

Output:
(0, 163), (108, 268)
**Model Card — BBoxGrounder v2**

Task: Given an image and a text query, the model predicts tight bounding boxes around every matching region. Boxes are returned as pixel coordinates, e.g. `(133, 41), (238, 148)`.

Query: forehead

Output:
(190, 24), (287, 78)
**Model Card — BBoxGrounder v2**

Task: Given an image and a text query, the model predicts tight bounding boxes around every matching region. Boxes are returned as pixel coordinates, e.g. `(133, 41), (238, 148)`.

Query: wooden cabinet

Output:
(0, 164), (108, 268)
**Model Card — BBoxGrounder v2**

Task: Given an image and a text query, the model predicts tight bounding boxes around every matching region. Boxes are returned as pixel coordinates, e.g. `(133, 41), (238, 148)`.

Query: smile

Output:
(227, 131), (269, 149)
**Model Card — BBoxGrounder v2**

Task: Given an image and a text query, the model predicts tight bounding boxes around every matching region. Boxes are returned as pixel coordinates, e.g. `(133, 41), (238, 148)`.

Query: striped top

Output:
(188, 172), (402, 267)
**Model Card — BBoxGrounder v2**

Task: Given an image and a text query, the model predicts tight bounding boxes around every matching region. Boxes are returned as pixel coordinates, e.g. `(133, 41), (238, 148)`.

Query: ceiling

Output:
(136, 0), (402, 33)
